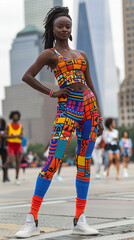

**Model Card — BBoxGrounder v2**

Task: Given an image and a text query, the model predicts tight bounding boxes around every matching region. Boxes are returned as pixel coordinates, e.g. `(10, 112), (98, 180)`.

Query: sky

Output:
(0, 0), (124, 115)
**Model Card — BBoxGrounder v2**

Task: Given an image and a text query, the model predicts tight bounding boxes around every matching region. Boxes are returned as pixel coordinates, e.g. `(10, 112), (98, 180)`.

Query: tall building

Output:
(76, 0), (118, 118)
(10, 25), (55, 85)
(118, 0), (134, 127)
(24, 0), (63, 32)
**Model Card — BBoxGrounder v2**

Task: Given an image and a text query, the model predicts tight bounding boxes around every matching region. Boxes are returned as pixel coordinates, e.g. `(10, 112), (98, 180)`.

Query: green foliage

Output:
(28, 143), (44, 159)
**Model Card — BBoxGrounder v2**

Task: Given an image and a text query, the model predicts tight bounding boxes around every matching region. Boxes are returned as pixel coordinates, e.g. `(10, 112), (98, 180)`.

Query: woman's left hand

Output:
(97, 122), (104, 136)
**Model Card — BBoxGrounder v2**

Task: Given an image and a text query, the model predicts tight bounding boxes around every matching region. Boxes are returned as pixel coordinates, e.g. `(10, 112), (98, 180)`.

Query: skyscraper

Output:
(24, 0), (63, 32)
(118, 0), (134, 127)
(76, 0), (118, 118)
(10, 25), (55, 85)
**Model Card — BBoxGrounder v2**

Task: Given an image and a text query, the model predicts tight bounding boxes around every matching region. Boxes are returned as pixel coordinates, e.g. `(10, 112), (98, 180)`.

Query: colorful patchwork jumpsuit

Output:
(30, 49), (99, 220)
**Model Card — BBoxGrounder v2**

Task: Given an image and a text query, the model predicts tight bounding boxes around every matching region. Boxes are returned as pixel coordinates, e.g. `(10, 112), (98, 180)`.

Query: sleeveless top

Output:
(7, 123), (22, 143)
(52, 48), (87, 88)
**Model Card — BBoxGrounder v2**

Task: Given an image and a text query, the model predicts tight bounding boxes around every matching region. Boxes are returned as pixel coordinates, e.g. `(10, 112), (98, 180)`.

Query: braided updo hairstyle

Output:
(43, 6), (72, 49)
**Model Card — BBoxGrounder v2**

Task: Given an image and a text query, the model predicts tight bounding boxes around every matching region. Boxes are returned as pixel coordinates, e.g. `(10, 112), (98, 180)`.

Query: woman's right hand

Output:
(52, 86), (73, 98)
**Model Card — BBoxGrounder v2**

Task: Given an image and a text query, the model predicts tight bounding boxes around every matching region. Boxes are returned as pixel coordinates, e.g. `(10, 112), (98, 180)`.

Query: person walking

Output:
(15, 6), (103, 238)
(104, 118), (120, 180)
(3, 111), (23, 185)
(119, 131), (133, 177)
(0, 118), (9, 182)
(92, 136), (105, 179)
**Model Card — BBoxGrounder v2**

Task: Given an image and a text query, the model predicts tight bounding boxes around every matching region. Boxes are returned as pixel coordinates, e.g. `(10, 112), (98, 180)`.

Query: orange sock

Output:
(30, 195), (43, 220)
(75, 198), (87, 219)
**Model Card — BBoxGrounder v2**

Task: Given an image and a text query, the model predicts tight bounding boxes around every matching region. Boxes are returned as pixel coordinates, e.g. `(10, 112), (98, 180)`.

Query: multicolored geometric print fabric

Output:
(36, 89), (98, 196)
(52, 48), (87, 88)
(30, 88), (99, 220)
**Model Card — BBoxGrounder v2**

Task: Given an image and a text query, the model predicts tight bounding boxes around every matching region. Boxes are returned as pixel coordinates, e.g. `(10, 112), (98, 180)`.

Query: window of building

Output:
(120, 102), (123, 107)
(128, 116), (130, 119)
(128, 74), (132, 78)
(128, 40), (131, 44)
(128, 67), (132, 71)
(126, 7), (130, 11)
(127, 33), (131, 38)
(127, 109), (130, 112)
(128, 60), (132, 64)
(122, 116), (124, 120)
(126, 95), (129, 98)
(126, 14), (130, 18)
(121, 109), (124, 113)
(128, 47), (131, 50)
(127, 27), (130, 30)
(126, 20), (130, 24)
(126, 102), (129, 106)
(128, 53), (132, 57)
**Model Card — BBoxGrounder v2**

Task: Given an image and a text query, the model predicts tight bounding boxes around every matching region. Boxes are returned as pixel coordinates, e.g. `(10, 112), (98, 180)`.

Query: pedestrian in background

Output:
(21, 135), (29, 154)
(104, 118), (120, 180)
(119, 131), (133, 178)
(0, 118), (9, 182)
(92, 136), (105, 179)
(3, 111), (23, 185)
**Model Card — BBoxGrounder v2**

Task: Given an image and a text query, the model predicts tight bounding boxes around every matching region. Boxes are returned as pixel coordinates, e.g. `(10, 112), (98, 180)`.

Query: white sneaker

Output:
(55, 175), (64, 182)
(15, 179), (20, 185)
(71, 213), (99, 235)
(95, 173), (101, 179)
(15, 214), (40, 238)
(123, 168), (128, 178)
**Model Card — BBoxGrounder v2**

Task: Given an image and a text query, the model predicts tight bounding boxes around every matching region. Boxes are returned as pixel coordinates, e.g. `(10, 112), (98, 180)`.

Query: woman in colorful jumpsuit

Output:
(15, 6), (104, 238)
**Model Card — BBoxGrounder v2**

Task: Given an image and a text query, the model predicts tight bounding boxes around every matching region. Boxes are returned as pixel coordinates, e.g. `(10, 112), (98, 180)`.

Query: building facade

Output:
(24, 0), (63, 32)
(76, 0), (118, 118)
(118, 0), (134, 127)
(10, 25), (55, 85)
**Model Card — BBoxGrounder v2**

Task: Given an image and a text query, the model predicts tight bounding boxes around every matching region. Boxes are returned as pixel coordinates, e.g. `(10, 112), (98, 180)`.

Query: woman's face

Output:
(53, 16), (72, 41)
(111, 120), (116, 128)
(123, 131), (128, 138)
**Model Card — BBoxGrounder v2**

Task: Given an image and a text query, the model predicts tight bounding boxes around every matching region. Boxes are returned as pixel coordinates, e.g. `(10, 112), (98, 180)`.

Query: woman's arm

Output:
(22, 49), (57, 95)
(22, 49), (72, 97)
(79, 50), (102, 116)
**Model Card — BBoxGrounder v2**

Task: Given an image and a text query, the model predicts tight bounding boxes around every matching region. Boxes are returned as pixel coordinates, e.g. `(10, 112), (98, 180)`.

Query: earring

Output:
(69, 35), (73, 41)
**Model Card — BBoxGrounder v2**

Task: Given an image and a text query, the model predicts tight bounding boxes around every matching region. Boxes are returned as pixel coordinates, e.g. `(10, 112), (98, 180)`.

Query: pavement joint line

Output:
(85, 232), (134, 240)
(9, 230), (72, 240)
(92, 219), (134, 229)
(0, 196), (75, 208)
(89, 197), (134, 201)
(0, 200), (68, 210)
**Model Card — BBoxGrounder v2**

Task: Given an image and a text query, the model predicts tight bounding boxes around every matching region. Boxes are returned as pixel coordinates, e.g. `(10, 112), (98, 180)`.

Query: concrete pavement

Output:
(0, 163), (134, 240)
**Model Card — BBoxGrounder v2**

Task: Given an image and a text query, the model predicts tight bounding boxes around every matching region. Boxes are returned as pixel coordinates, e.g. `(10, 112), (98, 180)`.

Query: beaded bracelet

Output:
(49, 90), (53, 97)
(99, 116), (103, 122)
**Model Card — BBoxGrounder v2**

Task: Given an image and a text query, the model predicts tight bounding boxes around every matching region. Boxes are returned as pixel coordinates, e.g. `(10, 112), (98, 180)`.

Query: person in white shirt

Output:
(104, 118), (120, 180)
(92, 136), (104, 179)
(119, 131), (133, 177)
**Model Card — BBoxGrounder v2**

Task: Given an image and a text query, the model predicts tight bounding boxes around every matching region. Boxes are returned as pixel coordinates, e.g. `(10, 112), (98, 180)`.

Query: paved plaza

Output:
(0, 163), (134, 240)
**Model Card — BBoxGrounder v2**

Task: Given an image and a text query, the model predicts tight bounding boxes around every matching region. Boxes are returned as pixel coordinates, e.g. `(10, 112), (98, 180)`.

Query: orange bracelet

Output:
(49, 90), (53, 97)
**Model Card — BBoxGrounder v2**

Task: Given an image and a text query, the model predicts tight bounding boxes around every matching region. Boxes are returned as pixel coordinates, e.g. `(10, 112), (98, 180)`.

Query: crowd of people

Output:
(92, 117), (133, 180)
